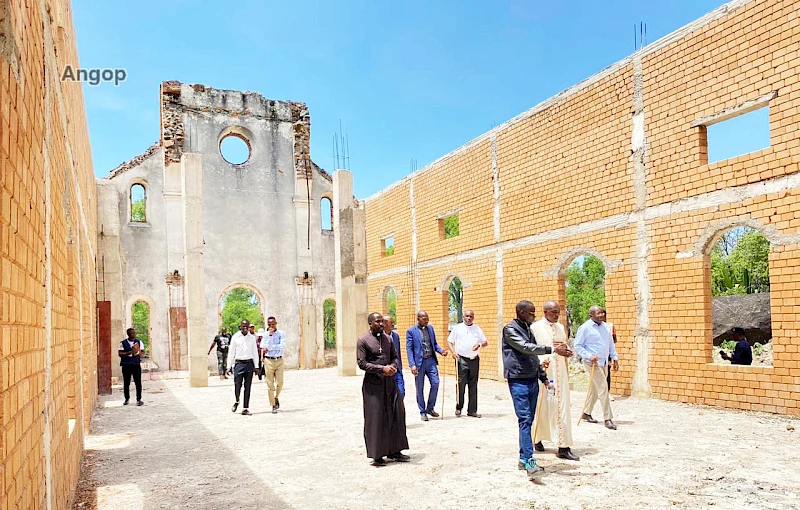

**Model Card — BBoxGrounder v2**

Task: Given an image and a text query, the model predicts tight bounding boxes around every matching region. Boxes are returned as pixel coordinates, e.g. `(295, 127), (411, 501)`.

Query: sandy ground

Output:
(74, 367), (800, 510)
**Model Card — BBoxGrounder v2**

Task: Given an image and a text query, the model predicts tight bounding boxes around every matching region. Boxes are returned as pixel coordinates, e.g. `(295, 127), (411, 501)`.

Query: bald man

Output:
(574, 305), (619, 430)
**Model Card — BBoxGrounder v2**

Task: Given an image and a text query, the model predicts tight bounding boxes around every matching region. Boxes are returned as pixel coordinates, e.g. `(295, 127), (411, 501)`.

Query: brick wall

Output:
(364, 0), (800, 415)
(1, 0), (98, 508)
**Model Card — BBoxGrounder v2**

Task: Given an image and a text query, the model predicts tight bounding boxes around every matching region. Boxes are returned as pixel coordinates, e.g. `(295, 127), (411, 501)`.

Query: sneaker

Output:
(420, 413), (429, 422)
(518, 459), (526, 470)
(275, 398), (280, 410)
(272, 406), (278, 414)
(525, 458), (545, 480)
(241, 409), (252, 416)
(231, 402), (239, 413)
(123, 400), (129, 406)
(427, 410), (440, 418)
(136, 400), (144, 406)
(387, 452), (410, 462)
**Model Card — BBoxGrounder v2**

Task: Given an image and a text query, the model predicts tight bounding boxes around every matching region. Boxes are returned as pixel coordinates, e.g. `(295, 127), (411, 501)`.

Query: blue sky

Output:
(75, 0), (748, 198)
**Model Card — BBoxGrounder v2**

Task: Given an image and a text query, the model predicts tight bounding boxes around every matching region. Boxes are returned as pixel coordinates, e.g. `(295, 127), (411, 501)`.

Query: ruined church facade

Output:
(97, 82), (335, 383)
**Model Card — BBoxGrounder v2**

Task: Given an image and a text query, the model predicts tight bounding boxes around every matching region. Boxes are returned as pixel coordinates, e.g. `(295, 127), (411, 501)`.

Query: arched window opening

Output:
(446, 277), (463, 331)
(382, 287), (397, 323)
(130, 184), (146, 222)
(219, 287), (264, 333)
(131, 300), (150, 353)
(220, 134), (251, 165)
(710, 226), (772, 366)
(323, 298), (337, 367)
(321, 197), (333, 231)
(564, 255), (606, 337)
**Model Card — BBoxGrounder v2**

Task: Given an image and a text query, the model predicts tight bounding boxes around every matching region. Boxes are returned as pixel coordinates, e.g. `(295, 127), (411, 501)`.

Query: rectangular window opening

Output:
(382, 236), (395, 257)
(705, 106), (770, 164)
(440, 214), (459, 239)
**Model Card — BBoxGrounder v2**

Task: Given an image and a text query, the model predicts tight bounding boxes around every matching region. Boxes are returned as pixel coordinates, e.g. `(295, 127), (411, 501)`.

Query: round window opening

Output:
(220, 135), (251, 165)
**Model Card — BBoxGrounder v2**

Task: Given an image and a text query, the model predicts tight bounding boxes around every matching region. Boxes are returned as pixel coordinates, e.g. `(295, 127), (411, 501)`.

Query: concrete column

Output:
(333, 170), (368, 376)
(182, 153), (208, 387)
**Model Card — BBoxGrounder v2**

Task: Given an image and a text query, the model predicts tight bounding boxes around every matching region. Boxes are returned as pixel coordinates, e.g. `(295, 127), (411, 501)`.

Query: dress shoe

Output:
(427, 410), (440, 418)
(467, 413), (481, 418)
(534, 442), (545, 452)
(272, 406), (278, 414)
(371, 457), (386, 467)
(231, 402), (239, 413)
(136, 400), (144, 406)
(604, 420), (617, 430)
(388, 452), (410, 462)
(420, 413), (429, 422)
(557, 448), (580, 461)
(524, 459), (545, 480)
(275, 398), (280, 410)
(582, 413), (598, 424)
(123, 399), (129, 406)
(241, 409), (252, 416)
(455, 409), (462, 417)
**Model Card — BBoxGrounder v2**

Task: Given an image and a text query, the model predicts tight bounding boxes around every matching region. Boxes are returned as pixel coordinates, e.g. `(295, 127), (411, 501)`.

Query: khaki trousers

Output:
(264, 357), (284, 406)
(583, 363), (613, 421)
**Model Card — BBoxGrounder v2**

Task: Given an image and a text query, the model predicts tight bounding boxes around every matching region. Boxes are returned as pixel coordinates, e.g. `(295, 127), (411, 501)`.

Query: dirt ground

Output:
(74, 367), (800, 510)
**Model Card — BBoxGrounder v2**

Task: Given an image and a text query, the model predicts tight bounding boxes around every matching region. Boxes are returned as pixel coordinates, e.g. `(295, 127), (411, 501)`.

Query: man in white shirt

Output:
(227, 319), (260, 416)
(532, 301), (579, 461)
(447, 310), (488, 417)
(574, 305), (619, 430)
(261, 316), (286, 414)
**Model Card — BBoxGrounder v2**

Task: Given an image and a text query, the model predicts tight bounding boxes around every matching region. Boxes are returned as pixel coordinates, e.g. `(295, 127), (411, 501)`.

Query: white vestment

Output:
(532, 318), (573, 448)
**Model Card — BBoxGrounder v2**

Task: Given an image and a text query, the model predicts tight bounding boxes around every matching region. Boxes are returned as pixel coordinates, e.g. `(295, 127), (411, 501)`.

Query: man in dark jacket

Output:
(720, 327), (753, 365)
(503, 300), (572, 479)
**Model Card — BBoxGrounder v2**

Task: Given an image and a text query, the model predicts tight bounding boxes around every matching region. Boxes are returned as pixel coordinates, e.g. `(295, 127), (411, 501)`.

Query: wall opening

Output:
(131, 300), (150, 353)
(382, 236), (395, 257)
(382, 287), (397, 323)
(563, 255), (606, 337)
(440, 214), (460, 239)
(704, 106), (770, 164)
(130, 184), (146, 222)
(219, 287), (264, 332)
(220, 134), (251, 165)
(709, 226), (772, 366)
(443, 276), (463, 331)
(323, 298), (337, 367)
(321, 197), (333, 231)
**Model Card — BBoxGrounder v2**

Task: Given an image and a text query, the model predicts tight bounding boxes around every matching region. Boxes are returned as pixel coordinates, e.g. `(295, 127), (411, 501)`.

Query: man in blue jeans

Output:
(503, 300), (572, 479)
(406, 310), (451, 421)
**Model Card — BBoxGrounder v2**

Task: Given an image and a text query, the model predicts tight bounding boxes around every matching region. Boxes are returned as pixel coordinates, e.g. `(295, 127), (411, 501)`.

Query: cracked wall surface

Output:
(363, 0), (800, 415)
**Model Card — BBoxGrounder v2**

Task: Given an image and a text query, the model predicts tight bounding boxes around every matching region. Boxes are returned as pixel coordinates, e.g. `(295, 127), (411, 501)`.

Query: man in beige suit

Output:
(532, 301), (579, 461)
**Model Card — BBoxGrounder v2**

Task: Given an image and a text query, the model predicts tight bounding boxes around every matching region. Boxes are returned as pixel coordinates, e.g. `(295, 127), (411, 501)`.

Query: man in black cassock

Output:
(357, 312), (410, 467)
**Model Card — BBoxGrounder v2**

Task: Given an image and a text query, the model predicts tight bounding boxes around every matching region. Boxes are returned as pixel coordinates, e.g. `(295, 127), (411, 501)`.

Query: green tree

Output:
(386, 289), (397, 322)
(385, 245), (395, 256)
(131, 301), (150, 351)
(131, 199), (146, 222)
(323, 299), (336, 349)
(444, 215), (459, 239)
(221, 288), (264, 333)
(565, 255), (605, 333)
(448, 277), (463, 326)
(711, 228), (770, 296)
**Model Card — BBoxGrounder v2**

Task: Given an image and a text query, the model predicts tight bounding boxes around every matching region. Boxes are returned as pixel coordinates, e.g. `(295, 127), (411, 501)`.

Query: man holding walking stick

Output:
(574, 305), (619, 430)
(503, 300), (572, 480)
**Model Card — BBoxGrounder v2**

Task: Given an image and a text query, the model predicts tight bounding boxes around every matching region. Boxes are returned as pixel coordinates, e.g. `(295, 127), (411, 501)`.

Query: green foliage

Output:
(131, 301), (149, 351)
(323, 299), (336, 349)
(385, 245), (395, 256)
(719, 339), (737, 351)
(448, 277), (463, 326)
(386, 289), (397, 322)
(711, 228), (770, 296)
(221, 288), (264, 333)
(753, 342), (764, 357)
(131, 199), (146, 222)
(444, 215), (459, 239)
(565, 255), (605, 331)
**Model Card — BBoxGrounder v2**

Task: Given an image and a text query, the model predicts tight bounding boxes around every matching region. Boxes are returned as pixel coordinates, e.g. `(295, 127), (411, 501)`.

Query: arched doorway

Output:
(323, 298), (337, 367)
(381, 287), (398, 323)
(131, 300), (150, 353)
(563, 255), (606, 337)
(219, 286), (265, 333)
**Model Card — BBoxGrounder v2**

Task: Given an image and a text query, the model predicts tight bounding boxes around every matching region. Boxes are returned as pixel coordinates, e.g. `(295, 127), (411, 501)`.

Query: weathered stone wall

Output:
(1, 0), (98, 507)
(364, 0), (800, 415)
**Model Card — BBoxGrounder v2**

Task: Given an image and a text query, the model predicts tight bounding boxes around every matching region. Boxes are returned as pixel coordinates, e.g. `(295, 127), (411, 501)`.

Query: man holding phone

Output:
(261, 316), (286, 414)
(119, 328), (144, 406)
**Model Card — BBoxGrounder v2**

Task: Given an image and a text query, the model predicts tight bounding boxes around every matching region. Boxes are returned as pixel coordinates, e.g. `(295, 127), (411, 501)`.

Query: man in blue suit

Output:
(383, 316), (405, 397)
(406, 310), (451, 421)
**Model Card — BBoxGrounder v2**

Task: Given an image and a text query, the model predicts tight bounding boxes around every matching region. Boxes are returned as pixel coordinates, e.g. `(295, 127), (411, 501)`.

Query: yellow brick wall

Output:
(1, 0), (98, 508)
(364, 0), (800, 415)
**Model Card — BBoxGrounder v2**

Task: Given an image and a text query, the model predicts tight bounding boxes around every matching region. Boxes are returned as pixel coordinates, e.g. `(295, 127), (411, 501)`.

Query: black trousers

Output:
(122, 364), (142, 402)
(234, 360), (255, 409)
(456, 356), (480, 414)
